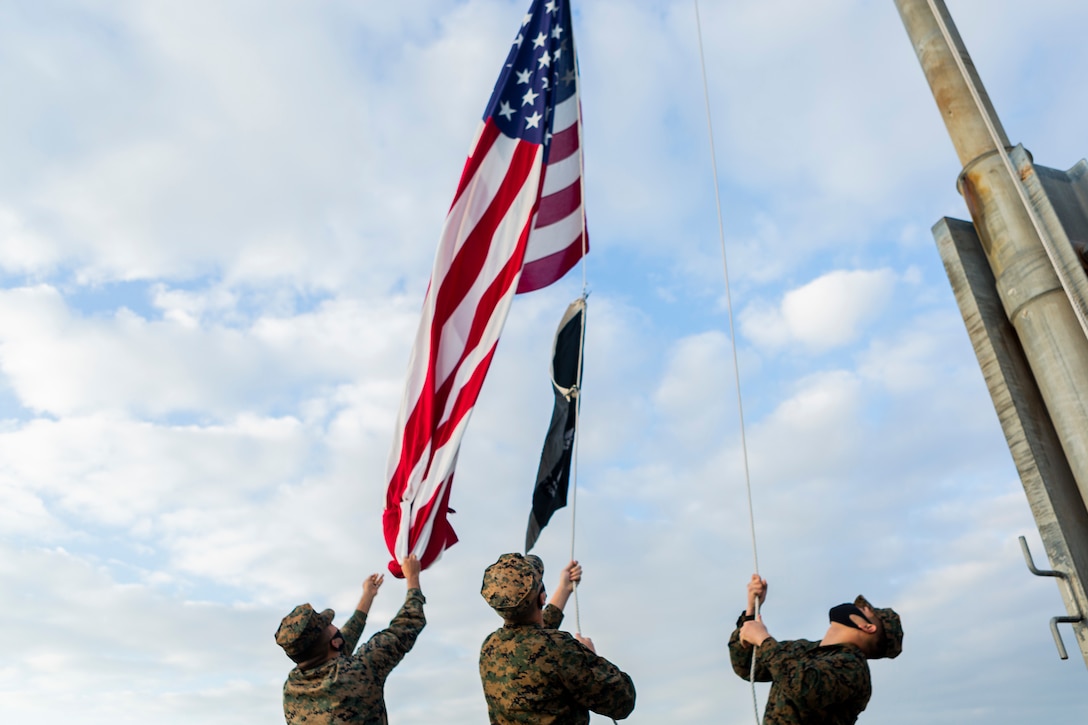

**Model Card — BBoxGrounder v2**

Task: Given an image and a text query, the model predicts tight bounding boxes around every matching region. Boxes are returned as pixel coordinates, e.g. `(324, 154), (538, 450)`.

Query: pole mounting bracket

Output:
(1019, 536), (1085, 660)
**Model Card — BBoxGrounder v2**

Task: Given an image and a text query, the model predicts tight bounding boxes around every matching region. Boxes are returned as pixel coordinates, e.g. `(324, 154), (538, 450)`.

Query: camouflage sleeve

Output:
(728, 628), (773, 681)
(760, 640), (871, 711)
(341, 609), (368, 654)
(354, 588), (427, 682)
(543, 603), (564, 629)
(555, 633), (636, 720)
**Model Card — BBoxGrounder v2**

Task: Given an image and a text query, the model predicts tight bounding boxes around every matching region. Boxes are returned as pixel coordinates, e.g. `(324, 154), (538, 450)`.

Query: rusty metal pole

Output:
(894, 0), (1008, 166)
(895, 0), (1088, 664)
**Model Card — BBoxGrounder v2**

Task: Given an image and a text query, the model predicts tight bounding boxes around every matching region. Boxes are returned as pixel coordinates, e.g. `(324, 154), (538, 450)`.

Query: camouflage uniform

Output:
(479, 553), (636, 724)
(729, 630), (870, 725)
(728, 596), (903, 725)
(278, 590), (426, 725)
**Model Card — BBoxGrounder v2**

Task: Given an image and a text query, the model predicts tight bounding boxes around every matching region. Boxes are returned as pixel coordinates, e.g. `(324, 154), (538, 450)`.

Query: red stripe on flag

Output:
(416, 472), (459, 565)
(427, 246), (530, 456)
(517, 232), (587, 293)
(535, 177), (581, 227)
(386, 137), (540, 501)
(449, 122), (501, 211)
(387, 341), (500, 572)
(429, 140), (541, 341)
(547, 123), (579, 164)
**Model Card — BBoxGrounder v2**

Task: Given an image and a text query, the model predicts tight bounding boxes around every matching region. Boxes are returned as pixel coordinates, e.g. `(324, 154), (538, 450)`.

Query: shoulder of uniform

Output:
(760, 637), (817, 659)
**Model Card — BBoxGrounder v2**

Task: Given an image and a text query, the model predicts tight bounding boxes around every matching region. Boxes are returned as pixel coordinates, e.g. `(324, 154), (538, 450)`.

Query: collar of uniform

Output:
(817, 641), (865, 655)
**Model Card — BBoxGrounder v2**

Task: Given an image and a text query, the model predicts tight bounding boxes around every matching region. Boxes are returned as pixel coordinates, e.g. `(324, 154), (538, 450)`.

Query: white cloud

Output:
(652, 331), (733, 451)
(0, 543), (286, 724)
(741, 268), (896, 351)
(858, 310), (977, 394)
(151, 283), (239, 328)
(0, 206), (61, 273)
(0, 284), (418, 417)
(0, 413), (312, 529)
(0, 0), (514, 291)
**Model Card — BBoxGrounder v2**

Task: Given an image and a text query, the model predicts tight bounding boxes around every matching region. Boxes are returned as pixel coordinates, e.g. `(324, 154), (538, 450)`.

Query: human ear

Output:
(850, 614), (877, 633)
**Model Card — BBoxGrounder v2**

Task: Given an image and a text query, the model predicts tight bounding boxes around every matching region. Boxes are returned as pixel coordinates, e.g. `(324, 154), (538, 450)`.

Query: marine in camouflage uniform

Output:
(276, 555), (426, 725)
(729, 575), (903, 725)
(729, 630), (872, 724)
(479, 553), (636, 724)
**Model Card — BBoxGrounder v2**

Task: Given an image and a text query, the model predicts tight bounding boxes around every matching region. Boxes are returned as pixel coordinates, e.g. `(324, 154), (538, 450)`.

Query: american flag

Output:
(382, 0), (586, 575)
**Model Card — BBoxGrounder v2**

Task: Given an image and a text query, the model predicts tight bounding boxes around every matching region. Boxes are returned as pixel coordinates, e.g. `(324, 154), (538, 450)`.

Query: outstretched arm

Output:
(548, 560), (581, 612)
(541, 560), (581, 630)
(340, 571), (386, 651)
(402, 553), (421, 592)
(358, 554), (427, 681)
(357, 573), (385, 614)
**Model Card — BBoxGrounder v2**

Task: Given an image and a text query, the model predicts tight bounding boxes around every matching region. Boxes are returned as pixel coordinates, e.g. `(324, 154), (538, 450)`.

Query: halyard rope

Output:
(693, 2), (761, 723)
(571, 19), (616, 722)
(569, 16), (590, 639)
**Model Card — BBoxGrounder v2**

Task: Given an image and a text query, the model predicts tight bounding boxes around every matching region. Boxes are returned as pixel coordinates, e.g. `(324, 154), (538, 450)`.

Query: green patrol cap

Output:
(481, 553), (544, 613)
(275, 603), (334, 661)
(855, 594), (903, 659)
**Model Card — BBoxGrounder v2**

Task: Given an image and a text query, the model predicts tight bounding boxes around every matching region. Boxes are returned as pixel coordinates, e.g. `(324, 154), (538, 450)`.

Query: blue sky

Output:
(2, 1), (1088, 723)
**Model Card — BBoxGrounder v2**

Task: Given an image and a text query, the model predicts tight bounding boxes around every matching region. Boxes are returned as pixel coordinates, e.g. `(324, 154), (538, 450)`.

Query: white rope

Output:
(570, 21), (613, 718)
(569, 13), (591, 640)
(568, 301), (586, 636)
(924, 0), (1088, 339)
(693, 2), (761, 722)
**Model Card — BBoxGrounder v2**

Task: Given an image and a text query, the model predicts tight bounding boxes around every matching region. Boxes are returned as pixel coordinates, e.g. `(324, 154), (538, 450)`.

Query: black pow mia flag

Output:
(525, 297), (585, 553)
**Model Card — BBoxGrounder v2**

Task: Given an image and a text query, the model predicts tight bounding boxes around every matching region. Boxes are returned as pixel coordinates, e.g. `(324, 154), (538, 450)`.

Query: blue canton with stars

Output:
(482, 0), (577, 162)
